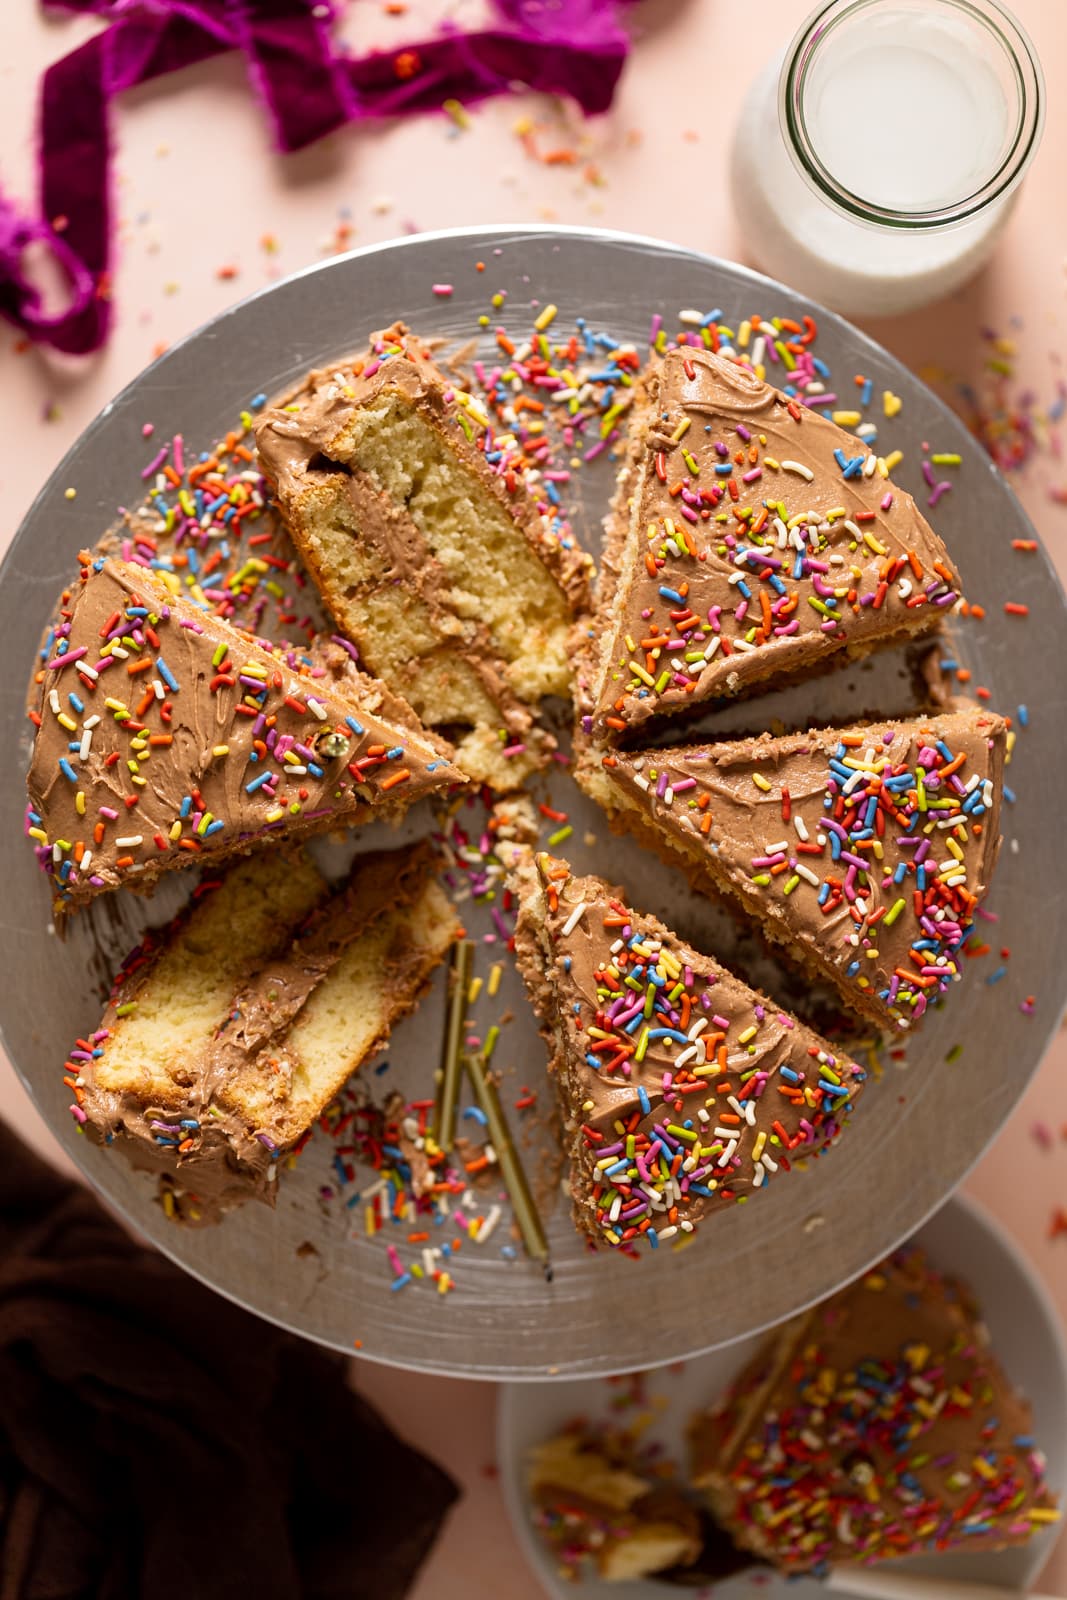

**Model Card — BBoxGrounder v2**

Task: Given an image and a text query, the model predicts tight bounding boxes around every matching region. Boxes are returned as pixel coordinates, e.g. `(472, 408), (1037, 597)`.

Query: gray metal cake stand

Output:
(3, 226), (1065, 1380)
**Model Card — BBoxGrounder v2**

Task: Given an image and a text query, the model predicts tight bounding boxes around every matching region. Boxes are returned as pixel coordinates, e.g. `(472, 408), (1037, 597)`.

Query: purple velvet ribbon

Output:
(3, 0), (632, 355)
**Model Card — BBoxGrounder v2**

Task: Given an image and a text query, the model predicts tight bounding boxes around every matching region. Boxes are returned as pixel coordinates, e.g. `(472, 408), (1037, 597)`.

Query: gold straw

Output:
(465, 1048), (550, 1270)
(434, 939), (473, 1153)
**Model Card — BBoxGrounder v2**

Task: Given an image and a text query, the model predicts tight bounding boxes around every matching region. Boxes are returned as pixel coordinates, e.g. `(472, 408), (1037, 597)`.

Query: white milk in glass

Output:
(731, 2), (1031, 316)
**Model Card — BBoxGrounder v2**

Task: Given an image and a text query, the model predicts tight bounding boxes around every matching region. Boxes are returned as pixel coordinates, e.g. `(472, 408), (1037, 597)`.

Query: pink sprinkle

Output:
(140, 444), (169, 480)
(432, 283), (454, 297)
(46, 646), (88, 671)
(141, 422), (154, 438)
(929, 480), (952, 508)
(881, 492), (893, 511)
(502, 742), (527, 758)
(172, 434), (184, 478)
(69, 1104), (87, 1124)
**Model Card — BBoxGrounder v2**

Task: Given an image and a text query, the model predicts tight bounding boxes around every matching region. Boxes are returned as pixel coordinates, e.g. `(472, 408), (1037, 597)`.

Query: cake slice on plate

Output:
(576, 709), (1005, 1034)
(577, 346), (961, 736)
(510, 853), (865, 1250)
(67, 841), (459, 1219)
(689, 1243), (1060, 1573)
(255, 322), (593, 790)
(26, 557), (462, 911)
(529, 1425), (702, 1581)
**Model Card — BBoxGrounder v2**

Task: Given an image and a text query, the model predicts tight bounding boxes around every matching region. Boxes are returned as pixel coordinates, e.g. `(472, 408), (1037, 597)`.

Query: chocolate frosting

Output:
(583, 709), (1005, 1032)
(691, 1244), (1059, 1571)
(584, 347), (961, 732)
(512, 853), (865, 1248)
(74, 843), (451, 1220)
(26, 558), (463, 910)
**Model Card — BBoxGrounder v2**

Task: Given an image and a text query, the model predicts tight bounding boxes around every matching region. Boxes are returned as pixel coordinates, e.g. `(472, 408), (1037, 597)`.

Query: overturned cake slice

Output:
(689, 1244), (1060, 1574)
(511, 853), (865, 1250)
(26, 557), (463, 911)
(68, 841), (459, 1218)
(578, 346), (961, 736)
(529, 1425), (702, 1582)
(255, 322), (593, 790)
(576, 709), (1006, 1034)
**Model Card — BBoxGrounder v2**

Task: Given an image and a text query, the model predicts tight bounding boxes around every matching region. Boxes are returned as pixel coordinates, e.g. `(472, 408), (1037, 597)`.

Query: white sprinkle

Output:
(115, 835), (143, 848)
(305, 696), (328, 721)
(782, 460), (814, 480)
(560, 901), (587, 938)
(657, 1224), (679, 1240)
(794, 815), (809, 841)
(678, 308), (704, 325)
(673, 1044), (698, 1071)
(795, 863), (820, 886)
(79, 729), (93, 761)
(703, 635), (721, 662)
(48, 690), (61, 715)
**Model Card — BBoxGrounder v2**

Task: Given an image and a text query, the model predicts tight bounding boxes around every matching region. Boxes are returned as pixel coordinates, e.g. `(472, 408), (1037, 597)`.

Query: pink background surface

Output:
(3, 2), (1067, 1594)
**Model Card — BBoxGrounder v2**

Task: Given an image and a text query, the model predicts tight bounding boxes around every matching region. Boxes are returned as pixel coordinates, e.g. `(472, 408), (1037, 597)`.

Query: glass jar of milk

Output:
(731, 0), (1044, 317)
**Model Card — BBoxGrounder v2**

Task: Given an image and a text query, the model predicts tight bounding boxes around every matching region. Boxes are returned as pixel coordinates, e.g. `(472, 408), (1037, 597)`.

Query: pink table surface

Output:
(3, 2), (1067, 1595)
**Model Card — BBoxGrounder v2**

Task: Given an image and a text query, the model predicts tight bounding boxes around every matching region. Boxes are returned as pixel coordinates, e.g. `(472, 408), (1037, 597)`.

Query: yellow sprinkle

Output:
(832, 410), (862, 428)
(629, 660), (656, 687)
(752, 773), (771, 792)
(863, 530), (888, 556)
(753, 1130), (767, 1161)
(533, 302), (558, 331)
(468, 976), (484, 1003)
(212, 745), (230, 758)
(883, 390), (903, 418)
(64, 486), (77, 501)
(75, 792), (86, 816)
(169, 820), (183, 841)
(488, 961), (503, 998)
(738, 1025), (758, 1044)
(668, 416), (691, 445)
(884, 448), (903, 472)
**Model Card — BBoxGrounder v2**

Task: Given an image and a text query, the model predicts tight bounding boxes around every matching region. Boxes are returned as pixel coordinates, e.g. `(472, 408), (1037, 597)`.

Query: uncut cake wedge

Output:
(68, 841), (459, 1219)
(26, 557), (462, 912)
(576, 709), (1006, 1033)
(689, 1244), (1059, 1574)
(255, 322), (593, 790)
(511, 852), (865, 1250)
(578, 347), (962, 737)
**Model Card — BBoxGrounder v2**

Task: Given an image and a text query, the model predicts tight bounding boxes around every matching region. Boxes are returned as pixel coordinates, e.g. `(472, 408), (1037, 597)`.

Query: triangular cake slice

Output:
(255, 322), (593, 790)
(511, 853), (865, 1250)
(26, 557), (463, 910)
(689, 1244), (1059, 1573)
(68, 841), (459, 1219)
(578, 347), (961, 736)
(576, 710), (1006, 1034)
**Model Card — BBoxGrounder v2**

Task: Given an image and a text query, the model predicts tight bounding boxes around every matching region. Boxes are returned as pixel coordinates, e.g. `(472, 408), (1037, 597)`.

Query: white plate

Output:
(498, 1192), (1066, 1597)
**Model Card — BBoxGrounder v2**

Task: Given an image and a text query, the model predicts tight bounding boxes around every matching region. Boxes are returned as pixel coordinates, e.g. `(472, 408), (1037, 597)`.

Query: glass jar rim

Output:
(779, 0), (1045, 231)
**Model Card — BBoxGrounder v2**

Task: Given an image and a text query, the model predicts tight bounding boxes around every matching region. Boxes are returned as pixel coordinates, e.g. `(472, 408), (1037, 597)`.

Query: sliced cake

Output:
(511, 853), (865, 1249)
(576, 709), (1006, 1033)
(26, 557), (463, 911)
(577, 346), (961, 736)
(67, 841), (460, 1218)
(529, 1425), (702, 1582)
(689, 1244), (1060, 1573)
(254, 322), (593, 790)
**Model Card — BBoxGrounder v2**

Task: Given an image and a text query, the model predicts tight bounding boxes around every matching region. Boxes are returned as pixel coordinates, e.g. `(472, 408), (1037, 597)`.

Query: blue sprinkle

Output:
(374, 1058), (391, 1076)
(390, 1274), (413, 1292)
(463, 1105), (489, 1126)
(345, 716), (364, 736)
(1018, 704), (1029, 726)
(68, 691), (85, 713)
(860, 377), (873, 406)
(986, 966), (1007, 985)
(59, 758), (77, 782)
(658, 586), (685, 604)
(1004, 785), (1016, 804)
(638, 1085), (651, 1114)
(245, 770), (271, 793)
(156, 657), (180, 692)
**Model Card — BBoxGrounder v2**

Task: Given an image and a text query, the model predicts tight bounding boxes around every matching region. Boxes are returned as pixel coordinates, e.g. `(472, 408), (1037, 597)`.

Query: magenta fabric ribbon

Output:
(3, 0), (633, 355)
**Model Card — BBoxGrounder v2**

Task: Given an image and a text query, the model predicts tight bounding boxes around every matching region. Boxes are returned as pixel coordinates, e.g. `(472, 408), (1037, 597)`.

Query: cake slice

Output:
(255, 322), (593, 790)
(511, 853), (865, 1249)
(68, 841), (460, 1218)
(26, 557), (463, 911)
(529, 1425), (702, 1582)
(576, 709), (1006, 1033)
(689, 1244), (1060, 1574)
(578, 347), (961, 736)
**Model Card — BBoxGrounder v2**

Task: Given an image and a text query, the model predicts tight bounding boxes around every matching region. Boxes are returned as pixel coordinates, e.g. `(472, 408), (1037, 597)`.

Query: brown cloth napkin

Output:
(0, 1122), (459, 1600)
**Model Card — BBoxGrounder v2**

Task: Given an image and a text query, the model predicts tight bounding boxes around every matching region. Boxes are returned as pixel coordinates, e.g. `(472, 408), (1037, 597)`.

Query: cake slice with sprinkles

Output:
(577, 346), (962, 736)
(25, 557), (463, 912)
(67, 841), (460, 1220)
(689, 1243), (1060, 1574)
(576, 709), (1006, 1033)
(255, 322), (593, 791)
(511, 852), (865, 1250)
